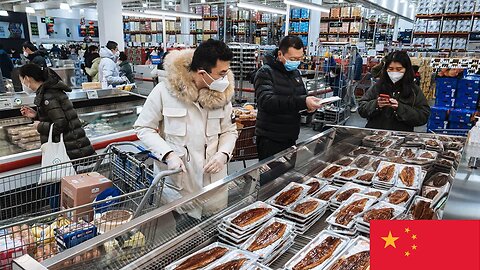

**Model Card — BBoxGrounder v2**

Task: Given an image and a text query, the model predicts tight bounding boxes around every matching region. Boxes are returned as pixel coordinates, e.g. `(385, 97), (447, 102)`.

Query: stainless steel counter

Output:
(443, 157), (480, 219)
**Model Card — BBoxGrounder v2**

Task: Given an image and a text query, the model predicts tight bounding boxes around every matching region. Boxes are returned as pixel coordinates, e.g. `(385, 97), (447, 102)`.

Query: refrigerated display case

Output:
(0, 89), (145, 173)
(15, 126), (475, 270)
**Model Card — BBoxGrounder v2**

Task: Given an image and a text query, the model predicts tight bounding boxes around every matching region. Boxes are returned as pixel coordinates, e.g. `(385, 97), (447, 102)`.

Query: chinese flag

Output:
(371, 220), (480, 270)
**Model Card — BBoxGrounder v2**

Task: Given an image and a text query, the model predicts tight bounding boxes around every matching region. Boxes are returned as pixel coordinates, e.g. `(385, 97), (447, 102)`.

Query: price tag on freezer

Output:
(0, 99), (13, 109)
(87, 90), (99, 99)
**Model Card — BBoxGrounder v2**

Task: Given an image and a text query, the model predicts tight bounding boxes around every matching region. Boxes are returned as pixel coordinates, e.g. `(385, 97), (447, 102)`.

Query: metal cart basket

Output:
(0, 142), (179, 268)
(231, 120), (258, 167)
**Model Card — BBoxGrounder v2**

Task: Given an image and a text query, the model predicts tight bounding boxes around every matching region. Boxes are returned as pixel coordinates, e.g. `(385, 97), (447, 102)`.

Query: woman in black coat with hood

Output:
(19, 63), (95, 160)
(358, 51), (430, 132)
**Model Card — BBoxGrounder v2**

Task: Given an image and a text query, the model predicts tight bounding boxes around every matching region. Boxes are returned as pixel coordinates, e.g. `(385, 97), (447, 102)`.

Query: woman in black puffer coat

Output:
(19, 63), (95, 160)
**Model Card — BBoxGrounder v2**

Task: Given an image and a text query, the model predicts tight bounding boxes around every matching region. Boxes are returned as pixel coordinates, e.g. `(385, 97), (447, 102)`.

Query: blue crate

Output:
(435, 98), (456, 108)
(291, 9), (301, 18)
(436, 88), (457, 99)
(454, 99), (478, 110)
(301, 8), (310, 19)
(428, 119), (448, 130)
(430, 106), (449, 121)
(458, 78), (480, 92)
(449, 108), (475, 123)
(300, 22), (309, 32)
(436, 77), (458, 88)
(448, 121), (474, 129)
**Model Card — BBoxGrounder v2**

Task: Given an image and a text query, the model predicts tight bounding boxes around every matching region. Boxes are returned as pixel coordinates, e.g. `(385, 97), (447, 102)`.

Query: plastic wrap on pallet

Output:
(449, 109), (476, 123)
(430, 107), (449, 121)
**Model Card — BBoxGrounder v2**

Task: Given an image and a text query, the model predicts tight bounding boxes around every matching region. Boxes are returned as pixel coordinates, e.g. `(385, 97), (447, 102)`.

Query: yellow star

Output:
(412, 245), (417, 250)
(405, 251), (410, 257)
(412, 234), (417, 240)
(405, 228), (410, 233)
(381, 231), (399, 248)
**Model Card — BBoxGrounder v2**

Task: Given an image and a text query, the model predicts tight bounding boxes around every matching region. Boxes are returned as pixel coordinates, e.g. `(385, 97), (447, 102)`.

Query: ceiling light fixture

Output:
(0, 10), (8, 16)
(237, 2), (287, 15)
(201, 0), (206, 3)
(339, 0), (344, 3)
(60, 3), (71, 10)
(142, 3), (148, 7)
(25, 7), (35, 14)
(145, 9), (202, 19)
(283, 0), (329, 12)
(229, 4), (234, 8)
(122, 11), (176, 20)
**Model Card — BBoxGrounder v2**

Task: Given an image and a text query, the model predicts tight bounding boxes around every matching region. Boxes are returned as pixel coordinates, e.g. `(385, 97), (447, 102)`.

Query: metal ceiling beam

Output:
(345, 0), (414, 22)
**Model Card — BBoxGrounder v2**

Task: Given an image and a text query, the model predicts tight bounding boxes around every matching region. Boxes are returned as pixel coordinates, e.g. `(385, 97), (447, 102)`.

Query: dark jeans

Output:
(257, 136), (296, 161)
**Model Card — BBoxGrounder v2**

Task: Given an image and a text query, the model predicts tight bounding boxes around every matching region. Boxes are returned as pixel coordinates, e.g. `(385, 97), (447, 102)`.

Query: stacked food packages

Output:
(233, 104), (257, 129)
(5, 124), (41, 151)
(167, 129), (464, 269)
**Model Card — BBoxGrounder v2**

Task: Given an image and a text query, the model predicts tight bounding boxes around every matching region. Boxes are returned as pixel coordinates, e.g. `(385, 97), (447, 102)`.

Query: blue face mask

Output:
(282, 56), (301, 71)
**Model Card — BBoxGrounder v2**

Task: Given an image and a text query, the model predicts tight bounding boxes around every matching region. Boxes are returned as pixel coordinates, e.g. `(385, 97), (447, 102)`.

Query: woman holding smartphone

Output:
(358, 51), (430, 131)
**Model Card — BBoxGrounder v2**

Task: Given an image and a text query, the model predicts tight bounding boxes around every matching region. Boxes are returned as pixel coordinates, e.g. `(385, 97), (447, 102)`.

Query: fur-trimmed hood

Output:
(163, 49), (235, 110)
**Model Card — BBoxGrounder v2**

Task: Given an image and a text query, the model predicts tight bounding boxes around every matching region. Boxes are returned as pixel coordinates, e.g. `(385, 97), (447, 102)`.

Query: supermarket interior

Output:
(0, 0), (480, 269)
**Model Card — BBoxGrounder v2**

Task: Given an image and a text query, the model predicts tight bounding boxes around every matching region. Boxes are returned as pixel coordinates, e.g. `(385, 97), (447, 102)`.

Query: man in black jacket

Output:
(22, 41), (47, 68)
(254, 36), (322, 160)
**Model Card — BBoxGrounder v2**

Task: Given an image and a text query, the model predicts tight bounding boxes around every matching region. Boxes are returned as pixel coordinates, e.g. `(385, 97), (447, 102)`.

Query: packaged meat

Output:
(326, 194), (376, 229)
(324, 236), (370, 270)
(399, 147), (417, 159)
(240, 218), (295, 260)
(351, 155), (373, 169)
(379, 149), (400, 158)
(284, 231), (350, 270)
(285, 197), (327, 219)
(353, 171), (375, 185)
(424, 139), (443, 151)
(383, 188), (416, 208)
(204, 249), (258, 270)
(316, 165), (344, 181)
(424, 172), (452, 188)
(333, 167), (361, 180)
(394, 164), (423, 190)
(315, 185), (340, 202)
(361, 187), (388, 200)
(408, 196), (437, 220)
(331, 183), (366, 205)
(334, 157), (354, 167)
(165, 242), (234, 270)
(441, 150), (461, 161)
(267, 182), (310, 209)
(223, 201), (279, 232)
(348, 147), (372, 157)
(303, 178), (327, 196)
(416, 150), (438, 160)
(358, 201), (406, 225)
(372, 162), (398, 186)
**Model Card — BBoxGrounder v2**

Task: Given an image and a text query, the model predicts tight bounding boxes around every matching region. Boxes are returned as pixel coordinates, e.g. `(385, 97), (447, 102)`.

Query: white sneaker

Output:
(350, 107), (358, 113)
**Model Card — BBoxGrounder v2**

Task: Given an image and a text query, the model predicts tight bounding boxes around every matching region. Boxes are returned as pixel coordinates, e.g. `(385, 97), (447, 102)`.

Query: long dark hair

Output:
(378, 51), (415, 98)
(20, 63), (62, 83)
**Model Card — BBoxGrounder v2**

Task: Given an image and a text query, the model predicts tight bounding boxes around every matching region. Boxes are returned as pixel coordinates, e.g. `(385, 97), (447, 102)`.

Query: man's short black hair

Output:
(119, 51), (128, 61)
(190, 39), (233, 72)
(22, 41), (37, 52)
(106, 41), (118, 51)
(279, 36), (304, 54)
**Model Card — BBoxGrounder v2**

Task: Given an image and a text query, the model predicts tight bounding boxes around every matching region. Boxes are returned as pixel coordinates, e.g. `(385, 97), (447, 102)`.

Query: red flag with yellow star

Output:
(371, 220), (480, 270)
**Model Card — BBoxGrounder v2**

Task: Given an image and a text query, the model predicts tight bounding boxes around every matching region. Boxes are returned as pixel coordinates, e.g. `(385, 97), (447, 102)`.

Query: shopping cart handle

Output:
(134, 145), (159, 161)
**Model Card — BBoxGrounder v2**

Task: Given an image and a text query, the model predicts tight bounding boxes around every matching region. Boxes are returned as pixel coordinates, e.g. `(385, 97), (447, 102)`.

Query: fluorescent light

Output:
(409, 3), (414, 8)
(283, 0), (329, 12)
(201, 0), (206, 3)
(60, 3), (71, 10)
(145, 9), (202, 19)
(25, 7), (35, 14)
(339, 0), (344, 3)
(0, 10), (8, 16)
(142, 3), (148, 7)
(237, 2), (287, 15)
(122, 10), (176, 20)
(229, 4), (234, 8)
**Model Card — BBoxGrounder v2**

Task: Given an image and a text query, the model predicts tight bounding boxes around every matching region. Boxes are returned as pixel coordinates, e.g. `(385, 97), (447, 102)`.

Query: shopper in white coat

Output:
(134, 39), (238, 220)
(98, 41), (129, 86)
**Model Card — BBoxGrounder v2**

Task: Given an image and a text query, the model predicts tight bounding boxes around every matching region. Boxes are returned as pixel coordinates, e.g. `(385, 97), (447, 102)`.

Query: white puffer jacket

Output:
(134, 49), (238, 219)
(98, 47), (126, 85)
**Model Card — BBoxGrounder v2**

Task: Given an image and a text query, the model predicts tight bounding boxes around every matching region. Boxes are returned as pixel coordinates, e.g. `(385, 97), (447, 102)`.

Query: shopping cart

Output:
(231, 120), (258, 168)
(0, 142), (180, 268)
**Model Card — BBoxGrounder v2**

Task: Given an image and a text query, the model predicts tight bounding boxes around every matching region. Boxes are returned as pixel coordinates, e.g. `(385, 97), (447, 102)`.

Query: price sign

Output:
(0, 99), (13, 109)
(86, 90), (99, 99)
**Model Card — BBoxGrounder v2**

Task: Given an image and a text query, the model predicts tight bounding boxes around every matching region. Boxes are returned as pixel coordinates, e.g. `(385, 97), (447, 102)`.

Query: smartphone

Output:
(379, 94), (391, 99)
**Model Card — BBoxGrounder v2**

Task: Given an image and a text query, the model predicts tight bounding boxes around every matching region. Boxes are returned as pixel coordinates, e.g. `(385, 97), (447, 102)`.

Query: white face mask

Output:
(388, 71), (404, 84)
(22, 82), (35, 94)
(23, 51), (29, 57)
(203, 72), (230, 92)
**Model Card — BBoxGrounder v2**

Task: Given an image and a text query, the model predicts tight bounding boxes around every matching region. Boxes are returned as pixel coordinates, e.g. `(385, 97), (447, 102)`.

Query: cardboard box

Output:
(61, 172), (113, 222)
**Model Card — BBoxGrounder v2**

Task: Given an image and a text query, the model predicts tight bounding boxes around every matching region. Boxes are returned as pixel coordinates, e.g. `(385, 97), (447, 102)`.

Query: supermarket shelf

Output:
(416, 13), (478, 19)
(124, 30), (162, 34)
(123, 18), (162, 22)
(165, 30), (181, 34)
(413, 32), (441, 36)
(320, 32), (359, 35)
(290, 18), (310, 22)
(320, 16), (363, 22)
(191, 15), (221, 20)
(440, 32), (470, 36)
(289, 32), (309, 35)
